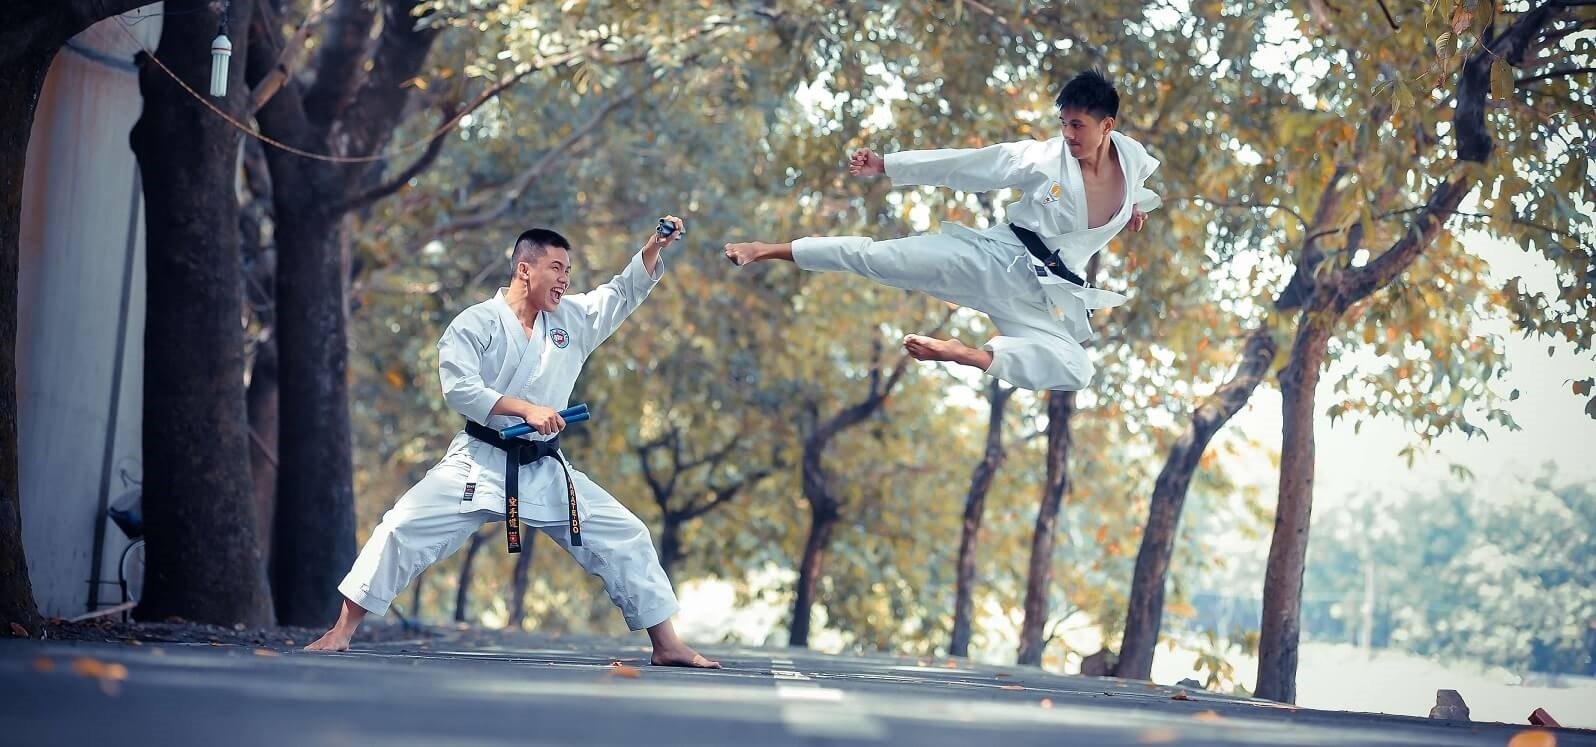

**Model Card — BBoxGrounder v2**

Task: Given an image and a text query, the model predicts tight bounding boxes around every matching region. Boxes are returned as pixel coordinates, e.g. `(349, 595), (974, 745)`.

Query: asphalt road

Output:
(3, 631), (1589, 746)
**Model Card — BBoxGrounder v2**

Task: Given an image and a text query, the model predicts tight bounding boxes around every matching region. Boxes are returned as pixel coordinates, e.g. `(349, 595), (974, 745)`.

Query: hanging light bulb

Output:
(209, 33), (232, 98)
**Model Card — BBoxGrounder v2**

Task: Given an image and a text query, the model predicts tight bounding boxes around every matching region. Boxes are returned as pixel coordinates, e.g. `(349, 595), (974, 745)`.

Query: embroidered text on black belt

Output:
(1010, 223), (1089, 287)
(463, 420), (581, 552)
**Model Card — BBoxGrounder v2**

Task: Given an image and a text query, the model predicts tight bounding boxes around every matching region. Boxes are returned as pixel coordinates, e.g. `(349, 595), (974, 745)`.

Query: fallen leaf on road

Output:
(1193, 710), (1223, 722)
(124, 640), (142, 646)
(10, 623), (28, 638)
(1039, 698), (1053, 709)
(71, 658), (128, 681)
(945, 659), (959, 668)
(253, 649), (279, 657)
(32, 657), (54, 673)
(610, 664), (641, 679)
(1139, 727), (1179, 743)
(1171, 691), (1192, 701)
(1508, 731), (1557, 747)
(1001, 685), (1025, 691)
(995, 672), (1013, 678)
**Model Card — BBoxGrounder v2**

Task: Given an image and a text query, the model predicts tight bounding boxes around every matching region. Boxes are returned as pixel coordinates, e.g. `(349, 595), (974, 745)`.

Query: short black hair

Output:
(510, 228), (572, 270)
(1055, 70), (1119, 120)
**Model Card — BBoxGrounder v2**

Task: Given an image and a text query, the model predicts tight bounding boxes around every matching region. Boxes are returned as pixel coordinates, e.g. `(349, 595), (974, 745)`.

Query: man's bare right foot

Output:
(303, 628), (355, 652)
(723, 241), (775, 266)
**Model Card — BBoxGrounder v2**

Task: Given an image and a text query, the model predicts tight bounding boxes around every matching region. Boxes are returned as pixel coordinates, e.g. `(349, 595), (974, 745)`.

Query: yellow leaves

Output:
(1167, 601), (1198, 618)
(1507, 731), (1557, 747)
(70, 657), (129, 695)
(1139, 727), (1179, 743)
(1491, 61), (1516, 102)
(609, 663), (642, 678)
(385, 367), (406, 390)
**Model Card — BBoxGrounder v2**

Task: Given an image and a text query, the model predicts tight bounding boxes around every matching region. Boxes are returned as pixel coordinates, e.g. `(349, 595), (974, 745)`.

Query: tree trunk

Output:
(1115, 328), (1278, 680)
(409, 569), (424, 621)
(454, 529), (490, 623)
(507, 532), (534, 629)
(1256, 313), (1335, 703)
(950, 381), (1013, 658)
(269, 209), (356, 626)
(246, 338), (278, 563)
(789, 507), (837, 648)
(129, 0), (272, 626)
(1017, 390), (1076, 666)
(0, 49), (52, 636)
(657, 513), (682, 578)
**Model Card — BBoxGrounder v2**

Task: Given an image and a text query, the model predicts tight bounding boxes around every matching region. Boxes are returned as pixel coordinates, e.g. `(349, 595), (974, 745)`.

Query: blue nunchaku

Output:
(499, 403), (589, 439)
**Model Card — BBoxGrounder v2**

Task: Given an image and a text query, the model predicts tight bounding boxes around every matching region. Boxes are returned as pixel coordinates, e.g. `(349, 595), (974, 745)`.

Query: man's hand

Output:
(518, 404), (567, 436)
(848, 148), (885, 177)
(1127, 208), (1148, 233)
(647, 215), (686, 249)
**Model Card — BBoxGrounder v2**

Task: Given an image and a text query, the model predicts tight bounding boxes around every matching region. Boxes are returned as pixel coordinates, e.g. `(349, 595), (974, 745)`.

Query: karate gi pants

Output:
(338, 464), (680, 631)
(792, 233), (1096, 391)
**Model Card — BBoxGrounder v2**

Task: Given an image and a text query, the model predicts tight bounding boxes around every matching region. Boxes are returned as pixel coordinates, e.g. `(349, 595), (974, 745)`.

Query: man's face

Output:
(1058, 107), (1112, 158)
(518, 246), (571, 312)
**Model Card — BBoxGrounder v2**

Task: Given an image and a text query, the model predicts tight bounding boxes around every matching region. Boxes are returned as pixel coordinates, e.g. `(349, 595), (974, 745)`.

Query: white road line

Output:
(769, 657), (886, 740)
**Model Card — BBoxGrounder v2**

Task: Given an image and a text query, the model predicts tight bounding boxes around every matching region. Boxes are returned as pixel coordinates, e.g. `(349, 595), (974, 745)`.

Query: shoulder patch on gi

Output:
(550, 328), (570, 349)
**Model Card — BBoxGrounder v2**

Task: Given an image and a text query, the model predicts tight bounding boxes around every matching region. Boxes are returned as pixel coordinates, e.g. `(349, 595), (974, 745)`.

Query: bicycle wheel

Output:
(119, 540), (146, 604)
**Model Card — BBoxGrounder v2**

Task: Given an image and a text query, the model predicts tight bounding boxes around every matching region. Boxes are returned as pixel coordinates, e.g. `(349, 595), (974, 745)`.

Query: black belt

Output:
(464, 420), (581, 552)
(1010, 223), (1089, 287)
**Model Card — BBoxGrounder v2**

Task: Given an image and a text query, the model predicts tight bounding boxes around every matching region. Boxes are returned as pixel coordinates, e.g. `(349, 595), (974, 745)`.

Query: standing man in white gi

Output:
(306, 217), (719, 669)
(724, 70), (1161, 392)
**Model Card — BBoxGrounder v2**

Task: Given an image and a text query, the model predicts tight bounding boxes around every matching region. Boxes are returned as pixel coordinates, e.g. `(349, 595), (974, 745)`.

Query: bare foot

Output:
(723, 241), (774, 266)
(303, 628), (355, 652)
(903, 334), (970, 363)
(651, 644), (722, 669)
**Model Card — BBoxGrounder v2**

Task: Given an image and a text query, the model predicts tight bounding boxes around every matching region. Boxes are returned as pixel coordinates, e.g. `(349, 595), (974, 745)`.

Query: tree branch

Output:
(302, 0), (376, 128)
(336, 100), (459, 211)
(1516, 65), (1596, 86)
(427, 90), (633, 241)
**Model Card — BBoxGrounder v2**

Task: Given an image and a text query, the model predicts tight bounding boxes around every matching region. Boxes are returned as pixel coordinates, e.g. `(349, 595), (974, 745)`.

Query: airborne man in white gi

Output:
(724, 70), (1161, 392)
(307, 218), (720, 669)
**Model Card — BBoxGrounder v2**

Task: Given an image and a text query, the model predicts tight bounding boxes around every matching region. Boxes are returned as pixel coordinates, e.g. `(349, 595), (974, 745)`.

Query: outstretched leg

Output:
(542, 472), (720, 669)
(304, 469), (491, 652)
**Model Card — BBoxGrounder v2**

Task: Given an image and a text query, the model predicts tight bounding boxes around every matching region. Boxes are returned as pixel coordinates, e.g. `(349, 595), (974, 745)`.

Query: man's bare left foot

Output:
(651, 644), (722, 669)
(903, 334), (970, 363)
(303, 628), (354, 652)
(723, 242), (772, 266)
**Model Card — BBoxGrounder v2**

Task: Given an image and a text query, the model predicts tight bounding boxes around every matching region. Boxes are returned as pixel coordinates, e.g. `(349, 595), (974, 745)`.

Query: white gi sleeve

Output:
(884, 140), (1037, 192)
(437, 309), (506, 425)
(566, 251), (664, 353)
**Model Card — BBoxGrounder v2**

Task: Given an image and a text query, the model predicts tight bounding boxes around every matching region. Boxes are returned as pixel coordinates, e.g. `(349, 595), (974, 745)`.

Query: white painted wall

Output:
(18, 7), (162, 618)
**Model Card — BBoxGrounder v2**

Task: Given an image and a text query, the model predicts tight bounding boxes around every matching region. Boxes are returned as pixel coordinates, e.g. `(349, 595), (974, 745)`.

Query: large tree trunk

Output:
(950, 381), (1014, 658)
(454, 529), (490, 623)
(269, 207), (356, 626)
(1255, 314), (1335, 703)
(129, 0), (272, 626)
(0, 49), (53, 636)
(507, 532), (534, 629)
(246, 338), (279, 563)
(1017, 390), (1076, 666)
(1115, 328), (1278, 680)
(789, 507), (837, 648)
(249, 0), (439, 628)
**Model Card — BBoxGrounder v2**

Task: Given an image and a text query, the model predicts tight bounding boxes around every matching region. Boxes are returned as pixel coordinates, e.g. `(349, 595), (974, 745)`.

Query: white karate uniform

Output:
(338, 251), (680, 631)
(793, 131), (1161, 391)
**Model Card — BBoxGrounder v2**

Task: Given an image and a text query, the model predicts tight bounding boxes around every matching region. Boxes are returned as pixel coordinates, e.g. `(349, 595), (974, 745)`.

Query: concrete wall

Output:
(19, 7), (162, 618)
